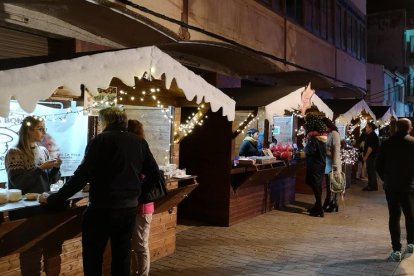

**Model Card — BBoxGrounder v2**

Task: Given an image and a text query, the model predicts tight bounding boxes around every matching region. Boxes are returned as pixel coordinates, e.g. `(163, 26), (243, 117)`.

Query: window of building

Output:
(361, 26), (366, 61)
(258, 0), (366, 61)
(341, 7), (347, 50)
(352, 17), (358, 57)
(335, 4), (341, 47)
(327, 0), (334, 43)
(258, 0), (284, 13)
(313, 0), (321, 35)
(286, 0), (304, 24)
(273, 0), (284, 12)
(286, 0), (296, 18)
(346, 13), (352, 53)
(386, 84), (391, 102)
(320, 0), (327, 39)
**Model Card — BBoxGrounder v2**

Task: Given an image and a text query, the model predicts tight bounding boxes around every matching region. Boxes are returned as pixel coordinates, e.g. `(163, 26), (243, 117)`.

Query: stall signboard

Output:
(272, 116), (293, 144)
(0, 101), (88, 183)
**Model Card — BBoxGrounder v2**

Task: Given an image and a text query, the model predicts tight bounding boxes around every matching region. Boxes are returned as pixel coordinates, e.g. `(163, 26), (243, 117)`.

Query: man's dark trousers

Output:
(385, 190), (414, 251)
(82, 206), (137, 276)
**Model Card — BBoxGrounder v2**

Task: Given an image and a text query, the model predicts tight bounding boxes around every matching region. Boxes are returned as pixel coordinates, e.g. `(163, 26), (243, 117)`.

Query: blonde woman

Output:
(5, 116), (61, 194)
(323, 117), (342, 212)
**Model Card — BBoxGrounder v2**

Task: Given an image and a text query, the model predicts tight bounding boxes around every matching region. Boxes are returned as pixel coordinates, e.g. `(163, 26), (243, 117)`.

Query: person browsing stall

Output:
(5, 116), (61, 194)
(239, 128), (261, 157)
(39, 107), (160, 276)
(303, 113), (327, 217)
(127, 119), (154, 276)
(322, 117), (342, 213)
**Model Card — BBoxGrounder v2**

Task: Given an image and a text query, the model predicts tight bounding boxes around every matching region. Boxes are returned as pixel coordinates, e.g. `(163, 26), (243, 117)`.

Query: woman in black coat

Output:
(304, 113), (327, 217)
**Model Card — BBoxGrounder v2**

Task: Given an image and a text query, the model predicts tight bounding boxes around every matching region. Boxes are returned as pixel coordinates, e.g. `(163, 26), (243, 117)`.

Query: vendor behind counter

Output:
(238, 128), (262, 157)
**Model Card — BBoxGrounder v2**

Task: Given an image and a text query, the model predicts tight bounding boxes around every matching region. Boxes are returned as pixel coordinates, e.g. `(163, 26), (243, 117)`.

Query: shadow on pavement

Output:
(316, 258), (401, 276)
(276, 200), (313, 215)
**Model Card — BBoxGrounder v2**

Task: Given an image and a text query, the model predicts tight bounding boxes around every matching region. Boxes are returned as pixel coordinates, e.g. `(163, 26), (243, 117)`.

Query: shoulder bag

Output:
(139, 170), (168, 203)
(329, 166), (346, 194)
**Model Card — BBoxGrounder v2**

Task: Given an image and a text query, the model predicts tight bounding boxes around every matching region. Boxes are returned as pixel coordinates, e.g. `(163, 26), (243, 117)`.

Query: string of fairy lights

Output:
(290, 110), (395, 165)
(7, 76), (209, 148)
(173, 103), (208, 143)
(234, 112), (260, 135)
(6, 106), (94, 127)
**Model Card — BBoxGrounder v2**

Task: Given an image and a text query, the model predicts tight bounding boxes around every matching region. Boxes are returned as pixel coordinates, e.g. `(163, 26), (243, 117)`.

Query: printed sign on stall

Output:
(0, 101), (88, 184)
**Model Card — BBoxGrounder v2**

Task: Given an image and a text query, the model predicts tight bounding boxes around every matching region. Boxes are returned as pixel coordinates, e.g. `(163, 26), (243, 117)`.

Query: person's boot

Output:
(325, 200), (339, 212)
(309, 186), (324, 217)
(322, 198), (331, 210)
(309, 207), (324, 217)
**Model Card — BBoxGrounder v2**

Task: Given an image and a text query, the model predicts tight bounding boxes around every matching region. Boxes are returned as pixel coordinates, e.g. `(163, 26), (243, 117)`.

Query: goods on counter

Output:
(255, 156), (277, 164)
(8, 189), (22, 202)
(25, 193), (39, 201)
(238, 157), (256, 165)
(270, 142), (293, 161)
(0, 189), (8, 204)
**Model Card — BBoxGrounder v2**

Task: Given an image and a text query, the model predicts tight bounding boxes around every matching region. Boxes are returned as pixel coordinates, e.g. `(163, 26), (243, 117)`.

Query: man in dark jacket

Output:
(376, 118), (414, 262)
(362, 122), (379, 191)
(40, 107), (159, 275)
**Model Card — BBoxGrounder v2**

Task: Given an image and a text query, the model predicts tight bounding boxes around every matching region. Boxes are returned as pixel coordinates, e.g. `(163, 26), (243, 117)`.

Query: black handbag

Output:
(139, 170), (168, 203)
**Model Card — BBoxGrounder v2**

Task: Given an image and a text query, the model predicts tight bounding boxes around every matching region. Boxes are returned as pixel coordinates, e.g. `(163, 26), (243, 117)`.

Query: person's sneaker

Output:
(407, 244), (414, 253)
(390, 251), (402, 262)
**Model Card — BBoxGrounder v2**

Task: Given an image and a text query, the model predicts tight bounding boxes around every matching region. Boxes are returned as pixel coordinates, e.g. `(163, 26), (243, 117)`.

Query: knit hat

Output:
(304, 114), (326, 134)
(246, 128), (259, 135)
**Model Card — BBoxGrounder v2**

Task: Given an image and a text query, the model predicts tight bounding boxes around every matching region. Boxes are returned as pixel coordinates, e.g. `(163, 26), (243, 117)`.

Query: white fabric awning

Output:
(0, 46), (235, 121)
(378, 107), (397, 125)
(264, 86), (333, 121)
(335, 100), (376, 125)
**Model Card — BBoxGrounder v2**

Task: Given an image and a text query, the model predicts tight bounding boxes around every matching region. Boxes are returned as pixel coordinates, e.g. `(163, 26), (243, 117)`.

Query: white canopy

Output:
(378, 107), (397, 126)
(264, 86), (333, 121)
(335, 99), (376, 125)
(0, 46), (235, 121)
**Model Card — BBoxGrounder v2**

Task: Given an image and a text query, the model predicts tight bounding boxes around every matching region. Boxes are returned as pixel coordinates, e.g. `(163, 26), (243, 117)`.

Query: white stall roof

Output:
(263, 86), (333, 121)
(335, 99), (376, 125)
(224, 85), (333, 121)
(0, 46), (235, 121)
(379, 107), (397, 125)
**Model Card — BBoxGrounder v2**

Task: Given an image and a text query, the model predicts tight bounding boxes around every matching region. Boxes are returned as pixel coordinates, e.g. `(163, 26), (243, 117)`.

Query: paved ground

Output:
(151, 179), (414, 275)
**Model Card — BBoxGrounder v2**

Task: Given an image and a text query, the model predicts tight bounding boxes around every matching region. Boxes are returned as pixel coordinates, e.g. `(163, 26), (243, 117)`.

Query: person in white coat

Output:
(323, 117), (342, 212)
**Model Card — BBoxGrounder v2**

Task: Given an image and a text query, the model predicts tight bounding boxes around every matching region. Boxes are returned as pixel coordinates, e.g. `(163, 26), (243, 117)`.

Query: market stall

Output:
(369, 105), (398, 140)
(177, 85), (333, 226)
(0, 46), (235, 274)
(228, 85), (333, 196)
(324, 99), (377, 187)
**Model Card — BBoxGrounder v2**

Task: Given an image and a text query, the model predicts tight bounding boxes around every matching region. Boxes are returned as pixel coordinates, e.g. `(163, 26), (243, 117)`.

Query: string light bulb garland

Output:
(173, 103), (209, 144)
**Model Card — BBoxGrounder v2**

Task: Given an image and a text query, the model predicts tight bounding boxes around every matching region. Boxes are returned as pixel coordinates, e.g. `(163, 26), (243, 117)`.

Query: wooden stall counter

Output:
(229, 160), (287, 226)
(0, 191), (88, 276)
(0, 177), (198, 275)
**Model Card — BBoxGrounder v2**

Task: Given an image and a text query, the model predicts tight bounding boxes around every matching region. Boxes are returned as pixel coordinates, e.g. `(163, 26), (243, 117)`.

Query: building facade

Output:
(366, 0), (414, 116)
(0, 0), (366, 93)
